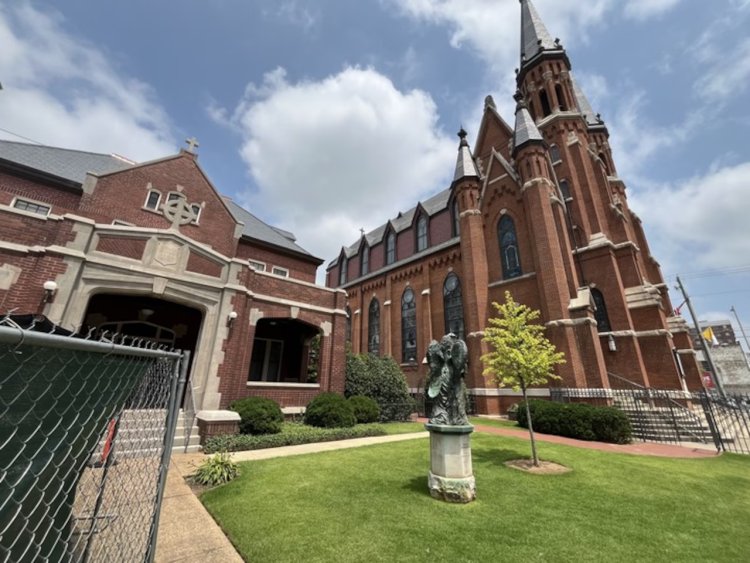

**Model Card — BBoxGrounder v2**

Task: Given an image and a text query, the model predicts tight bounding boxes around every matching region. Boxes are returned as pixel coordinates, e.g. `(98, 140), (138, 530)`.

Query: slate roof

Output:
(0, 140), (318, 261)
(513, 102), (544, 152)
(570, 72), (604, 127)
(520, 0), (562, 67)
(453, 129), (480, 182)
(0, 140), (132, 185)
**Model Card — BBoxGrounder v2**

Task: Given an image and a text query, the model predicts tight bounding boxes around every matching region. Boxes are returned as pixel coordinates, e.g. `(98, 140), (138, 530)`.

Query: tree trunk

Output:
(521, 381), (539, 467)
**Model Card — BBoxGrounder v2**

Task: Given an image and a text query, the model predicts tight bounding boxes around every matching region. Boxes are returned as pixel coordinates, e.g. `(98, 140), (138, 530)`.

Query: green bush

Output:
(189, 452), (240, 486)
(506, 403), (519, 421)
(203, 423), (387, 453)
(516, 400), (631, 444)
(229, 396), (283, 435)
(348, 395), (380, 423)
(304, 393), (356, 428)
(345, 353), (415, 422)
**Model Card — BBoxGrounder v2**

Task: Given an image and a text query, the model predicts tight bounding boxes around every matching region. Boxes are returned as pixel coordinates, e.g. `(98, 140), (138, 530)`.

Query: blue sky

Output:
(1, 0), (749, 348)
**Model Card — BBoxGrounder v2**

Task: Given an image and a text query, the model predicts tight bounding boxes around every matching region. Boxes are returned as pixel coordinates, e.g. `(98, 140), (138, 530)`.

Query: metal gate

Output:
(0, 317), (186, 562)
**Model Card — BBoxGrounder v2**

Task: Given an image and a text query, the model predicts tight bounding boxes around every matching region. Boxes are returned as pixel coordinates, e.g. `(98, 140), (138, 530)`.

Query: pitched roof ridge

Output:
(0, 138), (134, 161)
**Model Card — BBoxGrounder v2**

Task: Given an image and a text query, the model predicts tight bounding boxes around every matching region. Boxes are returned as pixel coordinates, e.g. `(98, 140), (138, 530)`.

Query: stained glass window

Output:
(591, 288), (612, 332)
(386, 232), (396, 265)
(443, 273), (465, 340)
(401, 288), (417, 363)
(416, 216), (428, 252)
(368, 298), (380, 356)
(498, 215), (522, 279)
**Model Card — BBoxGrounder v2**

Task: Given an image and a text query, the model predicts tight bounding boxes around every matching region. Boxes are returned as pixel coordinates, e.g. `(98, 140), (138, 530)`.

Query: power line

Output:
(692, 289), (750, 298)
(0, 126), (43, 145)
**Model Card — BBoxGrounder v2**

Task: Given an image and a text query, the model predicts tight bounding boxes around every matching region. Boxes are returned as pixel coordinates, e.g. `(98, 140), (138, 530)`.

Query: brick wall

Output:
(96, 236), (147, 261)
(235, 240), (318, 282)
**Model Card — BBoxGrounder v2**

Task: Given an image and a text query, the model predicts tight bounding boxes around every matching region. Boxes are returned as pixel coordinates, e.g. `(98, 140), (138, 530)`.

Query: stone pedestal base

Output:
(196, 410), (240, 446)
(425, 423), (475, 503)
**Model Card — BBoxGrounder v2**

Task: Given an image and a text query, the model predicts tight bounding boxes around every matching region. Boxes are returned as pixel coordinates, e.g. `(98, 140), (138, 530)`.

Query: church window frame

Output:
(368, 298), (381, 356)
(143, 189), (161, 211)
(550, 144), (562, 164)
(559, 179), (572, 201)
(12, 197), (51, 217)
(272, 266), (289, 278)
(339, 256), (347, 286)
(591, 288), (612, 332)
(452, 199), (460, 237)
(539, 89), (552, 117)
(498, 214), (522, 279)
(443, 273), (465, 340)
(555, 84), (567, 111)
(345, 306), (352, 343)
(401, 287), (417, 363)
(386, 231), (396, 265)
(416, 214), (429, 252)
(249, 260), (266, 272)
(190, 203), (202, 224)
(360, 244), (370, 276)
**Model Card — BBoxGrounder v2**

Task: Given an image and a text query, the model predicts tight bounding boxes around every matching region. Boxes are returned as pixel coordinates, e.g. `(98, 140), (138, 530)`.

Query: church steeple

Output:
(452, 128), (480, 184)
(519, 0), (567, 76)
(512, 93), (544, 157)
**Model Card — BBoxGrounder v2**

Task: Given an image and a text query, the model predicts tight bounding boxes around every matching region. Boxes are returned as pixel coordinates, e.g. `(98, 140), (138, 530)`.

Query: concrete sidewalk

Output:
(154, 432), (428, 562)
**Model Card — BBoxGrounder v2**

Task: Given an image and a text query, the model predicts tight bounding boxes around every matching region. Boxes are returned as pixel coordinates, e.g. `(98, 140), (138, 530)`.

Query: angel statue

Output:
(426, 333), (469, 426)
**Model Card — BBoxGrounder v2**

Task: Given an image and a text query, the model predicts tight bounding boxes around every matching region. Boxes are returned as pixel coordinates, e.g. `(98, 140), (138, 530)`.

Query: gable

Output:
(474, 106), (514, 169)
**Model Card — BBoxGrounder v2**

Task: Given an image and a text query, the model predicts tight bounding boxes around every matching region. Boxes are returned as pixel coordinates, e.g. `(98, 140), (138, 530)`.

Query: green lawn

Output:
(380, 421), (425, 434)
(469, 416), (519, 429)
(202, 433), (750, 562)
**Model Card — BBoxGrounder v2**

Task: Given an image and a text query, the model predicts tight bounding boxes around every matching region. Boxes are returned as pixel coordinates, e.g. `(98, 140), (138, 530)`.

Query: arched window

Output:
(338, 257), (347, 286)
(498, 215), (522, 279)
(345, 306), (352, 343)
(555, 84), (567, 111)
(401, 288), (417, 363)
(443, 273), (465, 340)
(549, 144), (562, 164)
(360, 246), (369, 276)
(591, 288), (612, 332)
(452, 199), (460, 237)
(386, 232), (396, 265)
(368, 298), (380, 356)
(539, 89), (552, 117)
(416, 215), (428, 252)
(559, 179), (572, 200)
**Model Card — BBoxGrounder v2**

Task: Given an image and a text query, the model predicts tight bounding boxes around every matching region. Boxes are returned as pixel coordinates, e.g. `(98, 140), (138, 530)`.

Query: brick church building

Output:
(0, 140), (347, 414)
(326, 0), (703, 413)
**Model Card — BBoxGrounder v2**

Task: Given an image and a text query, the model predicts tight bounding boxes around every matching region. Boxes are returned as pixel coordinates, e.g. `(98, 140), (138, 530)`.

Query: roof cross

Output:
(185, 137), (200, 153)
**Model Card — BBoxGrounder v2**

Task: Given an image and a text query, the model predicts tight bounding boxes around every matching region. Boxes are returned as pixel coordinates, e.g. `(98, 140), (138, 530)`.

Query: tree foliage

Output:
(481, 291), (566, 466)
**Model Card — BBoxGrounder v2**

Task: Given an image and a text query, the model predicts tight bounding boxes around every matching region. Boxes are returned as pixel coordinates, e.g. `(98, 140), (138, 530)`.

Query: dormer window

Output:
(339, 257), (347, 285)
(416, 215), (428, 252)
(145, 190), (161, 210)
(361, 246), (369, 276)
(386, 232), (396, 265)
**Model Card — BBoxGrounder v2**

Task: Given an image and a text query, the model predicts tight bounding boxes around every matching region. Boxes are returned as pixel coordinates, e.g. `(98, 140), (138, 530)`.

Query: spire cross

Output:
(185, 137), (200, 153)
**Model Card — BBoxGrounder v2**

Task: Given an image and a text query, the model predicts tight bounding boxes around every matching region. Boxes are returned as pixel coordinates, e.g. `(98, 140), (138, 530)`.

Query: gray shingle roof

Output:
(520, 0), (561, 67)
(225, 200), (319, 261)
(570, 72), (603, 127)
(453, 130), (480, 182)
(513, 103), (544, 152)
(0, 140), (132, 185)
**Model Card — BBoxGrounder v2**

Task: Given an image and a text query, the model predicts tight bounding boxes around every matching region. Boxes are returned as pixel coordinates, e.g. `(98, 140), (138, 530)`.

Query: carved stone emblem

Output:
(163, 193), (197, 228)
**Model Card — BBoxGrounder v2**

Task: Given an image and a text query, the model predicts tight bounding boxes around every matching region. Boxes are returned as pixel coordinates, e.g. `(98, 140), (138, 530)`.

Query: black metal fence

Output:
(0, 318), (185, 562)
(550, 387), (750, 454)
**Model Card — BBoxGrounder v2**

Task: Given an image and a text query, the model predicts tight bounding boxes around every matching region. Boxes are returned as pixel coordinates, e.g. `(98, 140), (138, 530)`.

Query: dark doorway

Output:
(249, 318), (321, 384)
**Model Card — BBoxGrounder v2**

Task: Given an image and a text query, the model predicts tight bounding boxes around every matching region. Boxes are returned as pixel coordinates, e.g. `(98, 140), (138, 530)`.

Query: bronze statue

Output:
(426, 334), (469, 426)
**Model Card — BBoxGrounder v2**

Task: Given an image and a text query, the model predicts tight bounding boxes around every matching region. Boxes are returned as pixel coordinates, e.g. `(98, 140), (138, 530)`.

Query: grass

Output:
(201, 433), (750, 562)
(469, 416), (519, 429)
(380, 421), (425, 434)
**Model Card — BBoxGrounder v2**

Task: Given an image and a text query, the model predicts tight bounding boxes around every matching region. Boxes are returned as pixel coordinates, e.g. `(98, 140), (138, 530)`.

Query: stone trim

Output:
(547, 318), (597, 328)
(488, 271), (536, 288)
(246, 382), (320, 389)
(468, 388), (551, 397)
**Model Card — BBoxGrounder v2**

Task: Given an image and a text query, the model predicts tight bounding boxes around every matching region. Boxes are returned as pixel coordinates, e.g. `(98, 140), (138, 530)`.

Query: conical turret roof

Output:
(453, 128), (479, 183)
(512, 94), (544, 155)
(520, 0), (564, 69)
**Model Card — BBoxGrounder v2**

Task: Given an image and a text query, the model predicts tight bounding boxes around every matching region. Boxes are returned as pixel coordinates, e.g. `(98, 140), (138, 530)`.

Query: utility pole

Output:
(730, 305), (750, 369)
(675, 276), (726, 396)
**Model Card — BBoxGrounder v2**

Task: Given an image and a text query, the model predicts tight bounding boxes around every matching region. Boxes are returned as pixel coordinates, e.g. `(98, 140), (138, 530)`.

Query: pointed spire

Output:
(453, 128), (480, 183)
(520, 0), (565, 70)
(570, 72), (605, 128)
(512, 92), (544, 156)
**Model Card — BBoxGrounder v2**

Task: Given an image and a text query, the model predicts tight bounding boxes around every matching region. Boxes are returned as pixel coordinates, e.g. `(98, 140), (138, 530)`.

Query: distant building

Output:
(326, 0), (703, 413)
(689, 320), (750, 393)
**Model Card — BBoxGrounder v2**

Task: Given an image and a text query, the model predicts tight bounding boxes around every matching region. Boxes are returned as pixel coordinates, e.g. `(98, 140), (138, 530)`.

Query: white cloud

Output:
(694, 38), (750, 101)
(0, 2), (174, 160)
(264, 1), (319, 32)
(223, 66), (455, 272)
(623, 0), (683, 20)
(629, 161), (750, 272)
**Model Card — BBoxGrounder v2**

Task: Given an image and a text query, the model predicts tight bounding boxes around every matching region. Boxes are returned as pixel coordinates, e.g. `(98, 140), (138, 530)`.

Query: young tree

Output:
(481, 291), (566, 466)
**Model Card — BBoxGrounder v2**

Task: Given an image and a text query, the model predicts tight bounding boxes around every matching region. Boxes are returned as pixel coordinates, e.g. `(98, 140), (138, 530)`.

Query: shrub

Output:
(506, 403), (519, 421)
(348, 395), (380, 423)
(516, 400), (631, 444)
(190, 452), (240, 487)
(345, 353), (415, 422)
(230, 397), (283, 435)
(203, 423), (387, 453)
(304, 393), (356, 428)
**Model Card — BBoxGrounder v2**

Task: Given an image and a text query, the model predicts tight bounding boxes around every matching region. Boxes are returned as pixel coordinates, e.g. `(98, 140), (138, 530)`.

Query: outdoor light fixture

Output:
(42, 280), (58, 303)
(608, 334), (617, 352)
(227, 311), (238, 328)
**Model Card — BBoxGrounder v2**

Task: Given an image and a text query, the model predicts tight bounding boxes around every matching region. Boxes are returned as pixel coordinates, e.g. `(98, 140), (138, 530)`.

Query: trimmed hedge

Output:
(203, 423), (387, 453)
(345, 353), (415, 422)
(348, 396), (380, 423)
(516, 399), (632, 444)
(304, 393), (356, 428)
(229, 397), (283, 435)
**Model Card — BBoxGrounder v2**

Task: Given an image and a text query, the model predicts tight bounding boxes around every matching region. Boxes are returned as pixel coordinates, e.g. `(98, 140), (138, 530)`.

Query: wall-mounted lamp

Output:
(227, 311), (238, 328)
(608, 334), (617, 353)
(43, 280), (58, 303)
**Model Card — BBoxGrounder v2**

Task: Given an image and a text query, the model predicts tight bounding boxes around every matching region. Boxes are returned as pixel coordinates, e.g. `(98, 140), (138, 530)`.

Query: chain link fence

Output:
(0, 315), (185, 562)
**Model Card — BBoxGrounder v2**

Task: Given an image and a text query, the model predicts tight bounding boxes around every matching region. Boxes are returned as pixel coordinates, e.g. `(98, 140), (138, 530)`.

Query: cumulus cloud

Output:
(0, 2), (174, 160)
(623, 0), (683, 20)
(221, 66), (455, 272)
(629, 161), (750, 272)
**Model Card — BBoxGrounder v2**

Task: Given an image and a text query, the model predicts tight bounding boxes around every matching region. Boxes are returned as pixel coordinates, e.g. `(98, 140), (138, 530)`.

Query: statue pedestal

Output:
(425, 423), (475, 503)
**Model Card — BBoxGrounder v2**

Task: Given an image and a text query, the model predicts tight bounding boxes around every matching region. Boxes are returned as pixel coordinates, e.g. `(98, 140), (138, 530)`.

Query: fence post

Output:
(144, 352), (188, 563)
(698, 391), (723, 453)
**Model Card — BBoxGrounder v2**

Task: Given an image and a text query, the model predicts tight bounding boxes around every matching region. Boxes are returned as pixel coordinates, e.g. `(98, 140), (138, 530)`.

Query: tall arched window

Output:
(559, 179), (572, 200)
(498, 215), (522, 279)
(452, 199), (460, 237)
(338, 257), (347, 286)
(401, 288), (417, 363)
(416, 215), (428, 252)
(539, 89), (552, 117)
(443, 273), (465, 340)
(345, 306), (352, 343)
(591, 288), (612, 332)
(368, 298), (380, 356)
(360, 246), (369, 276)
(386, 232), (396, 265)
(555, 84), (567, 111)
(549, 144), (562, 164)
